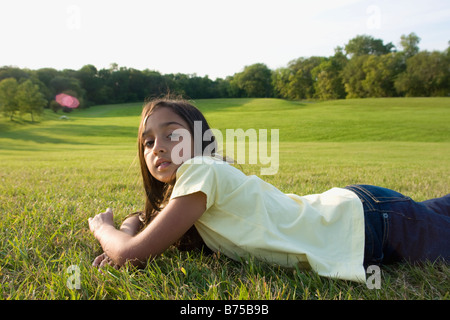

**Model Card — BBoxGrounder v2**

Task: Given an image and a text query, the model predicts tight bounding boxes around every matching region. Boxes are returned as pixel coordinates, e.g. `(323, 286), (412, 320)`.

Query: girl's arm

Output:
(119, 213), (142, 236)
(88, 192), (206, 266)
(92, 214), (143, 267)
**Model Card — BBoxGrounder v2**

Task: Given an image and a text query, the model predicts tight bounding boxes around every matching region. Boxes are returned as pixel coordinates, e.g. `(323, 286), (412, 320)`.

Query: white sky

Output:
(1, 0), (449, 79)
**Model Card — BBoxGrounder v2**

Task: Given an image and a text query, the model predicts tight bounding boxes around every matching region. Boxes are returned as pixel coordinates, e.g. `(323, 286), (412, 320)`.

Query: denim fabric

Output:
(344, 185), (450, 267)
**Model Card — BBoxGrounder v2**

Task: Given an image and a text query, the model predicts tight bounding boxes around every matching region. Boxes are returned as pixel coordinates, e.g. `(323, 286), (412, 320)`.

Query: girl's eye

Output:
(144, 140), (154, 148)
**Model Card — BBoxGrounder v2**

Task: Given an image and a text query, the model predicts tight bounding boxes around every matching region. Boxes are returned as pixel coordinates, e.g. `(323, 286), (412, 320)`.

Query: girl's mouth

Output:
(157, 161), (171, 171)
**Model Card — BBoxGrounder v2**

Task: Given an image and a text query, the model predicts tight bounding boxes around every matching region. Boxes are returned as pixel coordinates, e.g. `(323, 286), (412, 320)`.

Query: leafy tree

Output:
(285, 57), (325, 100)
(49, 100), (62, 113)
(0, 66), (31, 82)
(345, 35), (395, 57)
(341, 55), (369, 98)
(272, 67), (292, 99)
(225, 75), (244, 98)
(395, 51), (450, 96)
(142, 69), (166, 98)
(108, 66), (133, 103)
(342, 53), (404, 98)
(361, 53), (403, 97)
(214, 77), (233, 98)
(75, 64), (103, 105)
(399, 33), (421, 58)
(232, 63), (273, 98)
(128, 68), (150, 101)
(49, 75), (86, 107)
(312, 48), (347, 100)
(35, 68), (59, 88)
(0, 78), (19, 120)
(16, 80), (47, 121)
(178, 74), (216, 99)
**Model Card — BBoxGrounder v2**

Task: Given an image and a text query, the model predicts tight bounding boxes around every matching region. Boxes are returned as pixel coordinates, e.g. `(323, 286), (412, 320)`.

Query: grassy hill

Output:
(0, 97), (449, 300)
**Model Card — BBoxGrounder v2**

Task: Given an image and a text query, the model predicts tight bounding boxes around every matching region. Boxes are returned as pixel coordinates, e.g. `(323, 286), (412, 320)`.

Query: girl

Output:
(88, 98), (450, 283)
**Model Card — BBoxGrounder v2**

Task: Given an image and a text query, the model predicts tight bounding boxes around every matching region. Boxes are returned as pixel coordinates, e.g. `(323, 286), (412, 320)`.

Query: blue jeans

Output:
(344, 185), (450, 267)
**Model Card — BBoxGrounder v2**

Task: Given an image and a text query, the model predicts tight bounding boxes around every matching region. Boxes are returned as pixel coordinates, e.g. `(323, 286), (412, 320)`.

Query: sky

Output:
(1, 0), (449, 79)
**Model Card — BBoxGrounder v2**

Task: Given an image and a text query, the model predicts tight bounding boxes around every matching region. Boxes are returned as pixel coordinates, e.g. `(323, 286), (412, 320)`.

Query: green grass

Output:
(0, 97), (449, 300)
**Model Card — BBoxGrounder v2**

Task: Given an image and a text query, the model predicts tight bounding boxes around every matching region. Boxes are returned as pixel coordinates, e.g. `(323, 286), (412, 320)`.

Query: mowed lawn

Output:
(0, 97), (449, 300)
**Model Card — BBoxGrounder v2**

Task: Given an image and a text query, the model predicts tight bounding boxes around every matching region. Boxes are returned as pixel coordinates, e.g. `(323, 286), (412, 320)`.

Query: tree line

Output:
(0, 33), (449, 121)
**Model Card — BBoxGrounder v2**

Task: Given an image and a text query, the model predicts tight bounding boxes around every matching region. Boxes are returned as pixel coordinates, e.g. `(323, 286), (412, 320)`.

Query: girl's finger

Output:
(92, 253), (106, 267)
(99, 258), (109, 268)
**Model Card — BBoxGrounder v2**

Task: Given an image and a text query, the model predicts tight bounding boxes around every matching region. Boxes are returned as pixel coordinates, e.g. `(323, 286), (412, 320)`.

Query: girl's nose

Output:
(152, 138), (167, 155)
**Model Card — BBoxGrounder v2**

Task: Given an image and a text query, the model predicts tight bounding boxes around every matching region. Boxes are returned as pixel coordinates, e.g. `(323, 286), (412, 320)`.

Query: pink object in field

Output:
(55, 93), (80, 108)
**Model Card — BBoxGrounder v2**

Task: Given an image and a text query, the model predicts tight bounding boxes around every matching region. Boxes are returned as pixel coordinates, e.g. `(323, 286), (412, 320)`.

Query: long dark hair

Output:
(136, 96), (217, 251)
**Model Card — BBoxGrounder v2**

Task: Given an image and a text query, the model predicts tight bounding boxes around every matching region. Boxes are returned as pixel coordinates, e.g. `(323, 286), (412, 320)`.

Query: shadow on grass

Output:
(0, 123), (138, 151)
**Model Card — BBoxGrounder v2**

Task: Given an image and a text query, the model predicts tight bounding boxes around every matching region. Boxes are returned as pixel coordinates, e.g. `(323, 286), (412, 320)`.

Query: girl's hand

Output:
(88, 208), (115, 239)
(92, 252), (118, 269)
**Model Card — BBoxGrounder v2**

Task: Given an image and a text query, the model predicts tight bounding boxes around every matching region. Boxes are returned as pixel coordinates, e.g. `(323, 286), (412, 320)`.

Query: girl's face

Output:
(142, 107), (193, 183)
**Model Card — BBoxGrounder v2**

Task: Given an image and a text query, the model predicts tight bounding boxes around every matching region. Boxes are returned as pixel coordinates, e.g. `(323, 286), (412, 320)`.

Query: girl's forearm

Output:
(91, 193), (206, 268)
(120, 214), (142, 236)
(96, 225), (135, 266)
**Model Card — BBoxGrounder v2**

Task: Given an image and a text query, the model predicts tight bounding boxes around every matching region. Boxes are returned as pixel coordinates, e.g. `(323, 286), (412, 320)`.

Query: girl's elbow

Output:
(113, 246), (151, 268)
(103, 243), (132, 267)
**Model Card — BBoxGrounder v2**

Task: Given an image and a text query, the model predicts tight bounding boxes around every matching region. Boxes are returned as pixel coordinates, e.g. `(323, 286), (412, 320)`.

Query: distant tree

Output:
(49, 100), (62, 113)
(142, 69), (166, 98)
(35, 68), (60, 88)
(33, 68), (60, 103)
(184, 74), (216, 99)
(285, 56), (325, 100)
(16, 80), (48, 121)
(76, 64), (103, 105)
(232, 63), (273, 98)
(399, 33), (421, 58)
(49, 75), (86, 106)
(213, 77), (232, 98)
(312, 48), (348, 100)
(361, 53), (403, 97)
(0, 77), (19, 120)
(225, 75), (244, 98)
(395, 51), (450, 96)
(272, 67), (292, 99)
(109, 67), (132, 103)
(91, 85), (114, 105)
(128, 68), (151, 101)
(0, 66), (31, 82)
(345, 35), (395, 57)
(341, 55), (369, 98)
(109, 63), (119, 72)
